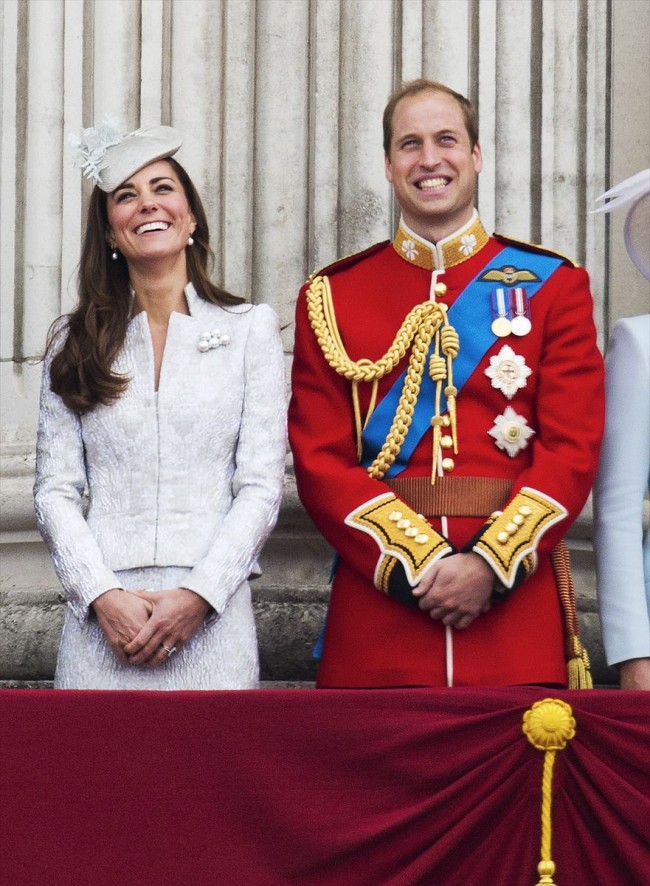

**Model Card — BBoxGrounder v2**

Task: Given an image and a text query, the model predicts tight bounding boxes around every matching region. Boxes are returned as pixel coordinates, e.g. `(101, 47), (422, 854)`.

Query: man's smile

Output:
(415, 176), (450, 191)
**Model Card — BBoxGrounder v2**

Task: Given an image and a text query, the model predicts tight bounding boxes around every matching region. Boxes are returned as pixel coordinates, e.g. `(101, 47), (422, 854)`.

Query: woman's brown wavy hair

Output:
(47, 157), (243, 413)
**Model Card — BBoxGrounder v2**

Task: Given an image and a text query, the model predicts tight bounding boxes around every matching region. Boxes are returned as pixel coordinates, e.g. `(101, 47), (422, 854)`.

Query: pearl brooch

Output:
(198, 329), (231, 352)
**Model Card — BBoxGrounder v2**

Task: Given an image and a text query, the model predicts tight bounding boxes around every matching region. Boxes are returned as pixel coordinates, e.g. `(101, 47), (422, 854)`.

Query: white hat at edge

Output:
(593, 168), (650, 281)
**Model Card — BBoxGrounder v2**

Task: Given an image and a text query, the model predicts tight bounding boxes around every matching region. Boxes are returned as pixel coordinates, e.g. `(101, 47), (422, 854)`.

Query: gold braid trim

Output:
(306, 274), (456, 480)
(345, 493), (452, 587)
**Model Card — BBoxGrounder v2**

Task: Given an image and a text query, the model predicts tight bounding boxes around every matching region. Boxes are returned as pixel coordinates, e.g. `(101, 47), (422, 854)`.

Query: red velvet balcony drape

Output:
(1, 688), (648, 886)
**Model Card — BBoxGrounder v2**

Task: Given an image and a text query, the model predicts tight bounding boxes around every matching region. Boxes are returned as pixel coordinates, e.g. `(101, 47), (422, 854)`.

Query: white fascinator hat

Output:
(70, 121), (182, 193)
(593, 168), (650, 281)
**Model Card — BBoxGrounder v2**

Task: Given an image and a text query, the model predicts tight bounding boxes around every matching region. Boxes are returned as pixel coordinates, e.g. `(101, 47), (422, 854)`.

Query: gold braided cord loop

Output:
(368, 311), (442, 479)
(306, 274), (458, 481)
(523, 699), (576, 886)
(440, 325), (459, 358)
(429, 354), (446, 381)
(307, 275), (442, 382)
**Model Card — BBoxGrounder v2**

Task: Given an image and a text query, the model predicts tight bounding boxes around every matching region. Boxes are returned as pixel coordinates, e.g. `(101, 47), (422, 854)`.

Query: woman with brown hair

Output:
(34, 123), (287, 689)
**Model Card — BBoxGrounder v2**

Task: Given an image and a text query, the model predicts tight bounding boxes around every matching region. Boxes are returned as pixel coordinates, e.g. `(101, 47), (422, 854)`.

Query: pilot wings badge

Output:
(479, 265), (540, 285)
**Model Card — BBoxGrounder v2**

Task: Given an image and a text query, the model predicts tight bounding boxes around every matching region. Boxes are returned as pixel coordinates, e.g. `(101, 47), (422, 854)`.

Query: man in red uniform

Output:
(289, 79), (604, 687)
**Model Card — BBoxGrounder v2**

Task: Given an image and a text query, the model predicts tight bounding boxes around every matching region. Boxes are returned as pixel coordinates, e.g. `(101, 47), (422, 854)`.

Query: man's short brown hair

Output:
(383, 79), (479, 154)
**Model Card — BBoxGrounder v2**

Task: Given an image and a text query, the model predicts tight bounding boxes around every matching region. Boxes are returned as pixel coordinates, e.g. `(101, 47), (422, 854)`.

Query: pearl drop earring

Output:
(111, 247), (118, 261)
(187, 235), (194, 246)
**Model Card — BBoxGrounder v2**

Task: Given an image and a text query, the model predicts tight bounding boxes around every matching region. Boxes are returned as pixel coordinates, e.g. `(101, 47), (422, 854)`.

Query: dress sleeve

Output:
(289, 282), (452, 607)
(181, 304), (288, 614)
(33, 336), (124, 622)
(467, 265), (605, 591)
(594, 316), (650, 666)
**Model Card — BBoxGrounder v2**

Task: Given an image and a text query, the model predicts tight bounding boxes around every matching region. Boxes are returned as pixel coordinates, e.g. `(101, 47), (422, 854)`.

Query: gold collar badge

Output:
(393, 216), (489, 271)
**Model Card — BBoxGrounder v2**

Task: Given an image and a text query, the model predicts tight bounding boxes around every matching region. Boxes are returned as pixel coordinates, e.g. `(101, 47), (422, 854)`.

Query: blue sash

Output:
(360, 245), (563, 477)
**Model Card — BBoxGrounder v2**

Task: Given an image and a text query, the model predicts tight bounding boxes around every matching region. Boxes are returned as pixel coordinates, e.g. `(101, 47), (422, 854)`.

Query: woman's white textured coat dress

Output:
(34, 285), (287, 689)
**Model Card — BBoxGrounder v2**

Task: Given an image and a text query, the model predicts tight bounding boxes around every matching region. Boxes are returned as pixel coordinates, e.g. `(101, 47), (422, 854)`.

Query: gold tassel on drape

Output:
(522, 698), (577, 885)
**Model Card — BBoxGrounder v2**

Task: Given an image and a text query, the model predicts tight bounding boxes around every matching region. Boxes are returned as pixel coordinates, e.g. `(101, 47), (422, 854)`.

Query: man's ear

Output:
(472, 141), (483, 175)
(384, 152), (394, 184)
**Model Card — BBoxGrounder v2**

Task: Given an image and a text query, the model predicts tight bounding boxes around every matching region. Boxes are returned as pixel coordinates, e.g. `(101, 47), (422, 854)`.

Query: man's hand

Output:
(412, 552), (494, 629)
(123, 587), (211, 669)
(91, 589), (154, 665)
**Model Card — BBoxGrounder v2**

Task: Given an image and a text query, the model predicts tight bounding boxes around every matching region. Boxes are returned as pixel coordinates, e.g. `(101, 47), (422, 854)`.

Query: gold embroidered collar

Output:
(392, 212), (489, 271)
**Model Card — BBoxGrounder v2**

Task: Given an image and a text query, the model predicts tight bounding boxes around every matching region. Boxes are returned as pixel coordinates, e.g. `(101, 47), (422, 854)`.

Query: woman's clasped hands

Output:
(91, 587), (211, 669)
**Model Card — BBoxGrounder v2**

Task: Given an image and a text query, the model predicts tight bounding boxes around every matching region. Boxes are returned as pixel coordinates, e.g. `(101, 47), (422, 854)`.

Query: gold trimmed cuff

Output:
(472, 487), (567, 588)
(345, 493), (452, 588)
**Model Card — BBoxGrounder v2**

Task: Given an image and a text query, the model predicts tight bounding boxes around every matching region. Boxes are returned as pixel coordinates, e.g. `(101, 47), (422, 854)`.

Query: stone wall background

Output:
(1, 0), (649, 685)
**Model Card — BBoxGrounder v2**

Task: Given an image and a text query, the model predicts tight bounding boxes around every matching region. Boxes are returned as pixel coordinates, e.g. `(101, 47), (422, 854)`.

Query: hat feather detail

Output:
(69, 120), (125, 185)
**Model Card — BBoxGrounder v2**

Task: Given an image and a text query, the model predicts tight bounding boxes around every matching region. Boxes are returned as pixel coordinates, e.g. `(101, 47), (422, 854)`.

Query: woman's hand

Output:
(619, 658), (650, 690)
(123, 587), (211, 668)
(91, 589), (154, 665)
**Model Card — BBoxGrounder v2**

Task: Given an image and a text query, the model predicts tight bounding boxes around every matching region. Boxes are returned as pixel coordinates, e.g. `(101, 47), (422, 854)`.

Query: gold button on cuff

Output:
(405, 527), (418, 538)
(389, 511), (402, 521)
(505, 522), (518, 534)
(497, 531), (510, 544)
(519, 506), (532, 516)
(415, 534), (429, 544)
(442, 458), (455, 472)
(513, 514), (525, 526)
(397, 518), (411, 529)
(441, 435), (453, 449)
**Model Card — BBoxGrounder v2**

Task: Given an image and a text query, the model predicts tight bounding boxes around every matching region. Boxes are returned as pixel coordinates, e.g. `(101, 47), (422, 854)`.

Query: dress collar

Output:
(392, 210), (489, 272)
(129, 281), (200, 320)
(183, 282), (201, 315)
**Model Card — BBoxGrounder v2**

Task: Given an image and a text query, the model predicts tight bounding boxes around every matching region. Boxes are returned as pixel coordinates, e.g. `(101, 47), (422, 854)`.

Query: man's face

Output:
(385, 90), (482, 242)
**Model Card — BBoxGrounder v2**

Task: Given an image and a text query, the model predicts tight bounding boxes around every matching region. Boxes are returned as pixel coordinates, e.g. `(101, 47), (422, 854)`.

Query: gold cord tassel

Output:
(552, 542), (593, 689)
(523, 699), (577, 885)
(445, 385), (458, 453)
(351, 380), (363, 460)
(429, 352), (447, 484)
(441, 325), (459, 452)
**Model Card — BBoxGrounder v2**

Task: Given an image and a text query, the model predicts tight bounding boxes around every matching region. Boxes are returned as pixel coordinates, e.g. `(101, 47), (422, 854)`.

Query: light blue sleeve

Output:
(594, 314), (650, 666)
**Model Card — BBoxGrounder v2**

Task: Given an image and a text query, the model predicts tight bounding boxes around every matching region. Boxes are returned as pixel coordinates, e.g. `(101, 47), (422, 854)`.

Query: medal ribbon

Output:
(360, 245), (563, 476)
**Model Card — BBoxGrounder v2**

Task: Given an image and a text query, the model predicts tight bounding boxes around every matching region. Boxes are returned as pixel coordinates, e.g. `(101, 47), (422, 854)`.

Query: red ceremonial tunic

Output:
(289, 215), (604, 687)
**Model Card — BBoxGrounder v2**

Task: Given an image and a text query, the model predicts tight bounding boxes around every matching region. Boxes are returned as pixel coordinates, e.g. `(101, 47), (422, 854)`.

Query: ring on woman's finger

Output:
(162, 644), (177, 657)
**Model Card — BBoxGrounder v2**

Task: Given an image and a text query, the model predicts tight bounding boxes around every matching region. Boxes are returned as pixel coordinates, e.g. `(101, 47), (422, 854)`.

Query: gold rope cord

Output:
(307, 274), (457, 480)
(367, 309), (441, 480)
(523, 699), (577, 886)
(308, 275), (442, 382)
(551, 541), (593, 689)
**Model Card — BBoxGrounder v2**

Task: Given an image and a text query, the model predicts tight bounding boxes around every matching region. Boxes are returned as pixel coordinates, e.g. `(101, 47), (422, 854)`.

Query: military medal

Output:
(510, 287), (532, 336)
(485, 344), (532, 399)
(491, 288), (512, 337)
(488, 406), (535, 457)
